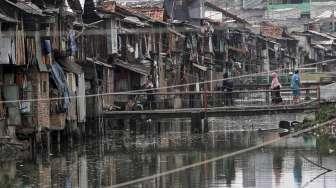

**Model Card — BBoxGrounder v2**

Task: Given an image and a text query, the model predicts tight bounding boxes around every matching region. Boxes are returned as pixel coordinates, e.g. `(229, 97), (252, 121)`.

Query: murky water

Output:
(1, 118), (336, 188)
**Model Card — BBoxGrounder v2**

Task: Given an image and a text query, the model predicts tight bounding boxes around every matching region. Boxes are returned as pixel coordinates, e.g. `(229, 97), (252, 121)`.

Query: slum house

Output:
(162, 0), (212, 108)
(129, 0), (210, 108)
(127, 1), (166, 22)
(128, 0), (193, 108)
(126, 0), (212, 107)
(292, 30), (336, 72)
(80, 0), (115, 116)
(163, 0), (212, 88)
(162, 0), (252, 107)
(203, 1), (254, 80)
(259, 22), (299, 75)
(309, 9), (336, 33)
(51, 50), (86, 135)
(164, 0), (251, 84)
(128, 1), (175, 91)
(26, 0), (88, 140)
(304, 30), (336, 62)
(0, 0), (50, 142)
(195, 2), (253, 88)
(83, 0), (169, 111)
(163, 0), (211, 94)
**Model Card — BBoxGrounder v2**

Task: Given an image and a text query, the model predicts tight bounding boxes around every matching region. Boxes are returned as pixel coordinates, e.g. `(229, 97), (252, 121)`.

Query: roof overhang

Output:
(0, 13), (18, 23)
(4, 0), (45, 16)
(204, 1), (250, 25)
(114, 59), (149, 76)
(86, 57), (113, 68)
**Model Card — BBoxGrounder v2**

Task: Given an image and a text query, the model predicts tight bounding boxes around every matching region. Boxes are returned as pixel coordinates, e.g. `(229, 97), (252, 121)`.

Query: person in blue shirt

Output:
(291, 70), (301, 103)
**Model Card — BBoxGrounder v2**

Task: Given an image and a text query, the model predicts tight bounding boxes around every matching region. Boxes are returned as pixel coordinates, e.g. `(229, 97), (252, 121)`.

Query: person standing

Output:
(271, 72), (282, 104)
(222, 73), (234, 106)
(291, 70), (301, 104)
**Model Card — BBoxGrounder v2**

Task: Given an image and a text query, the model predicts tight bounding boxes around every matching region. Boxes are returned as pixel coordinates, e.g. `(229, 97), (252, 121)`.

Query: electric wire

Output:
(109, 118), (336, 188)
(1, 58), (334, 105)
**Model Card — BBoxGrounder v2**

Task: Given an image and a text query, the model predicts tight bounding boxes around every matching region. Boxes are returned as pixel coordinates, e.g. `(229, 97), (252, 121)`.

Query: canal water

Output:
(1, 118), (335, 188)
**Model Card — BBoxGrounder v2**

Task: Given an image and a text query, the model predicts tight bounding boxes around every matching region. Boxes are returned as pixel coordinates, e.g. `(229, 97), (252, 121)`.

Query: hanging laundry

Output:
(61, 39), (67, 51)
(127, 43), (135, 53)
(68, 29), (78, 56)
(42, 40), (52, 55)
(118, 36), (122, 51)
(15, 28), (25, 65)
(135, 42), (139, 59)
(209, 37), (214, 54)
(50, 62), (71, 112)
(111, 26), (118, 54)
(145, 35), (150, 57)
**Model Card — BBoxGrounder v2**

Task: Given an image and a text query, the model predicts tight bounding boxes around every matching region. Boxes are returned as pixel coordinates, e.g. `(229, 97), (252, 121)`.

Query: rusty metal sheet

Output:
(261, 22), (284, 39)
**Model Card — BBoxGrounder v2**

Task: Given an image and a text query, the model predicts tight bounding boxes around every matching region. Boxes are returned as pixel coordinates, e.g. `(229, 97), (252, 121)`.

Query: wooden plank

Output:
(101, 102), (318, 119)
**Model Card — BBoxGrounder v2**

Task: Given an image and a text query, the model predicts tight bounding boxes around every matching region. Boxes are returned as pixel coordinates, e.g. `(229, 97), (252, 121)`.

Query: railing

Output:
(103, 87), (320, 111)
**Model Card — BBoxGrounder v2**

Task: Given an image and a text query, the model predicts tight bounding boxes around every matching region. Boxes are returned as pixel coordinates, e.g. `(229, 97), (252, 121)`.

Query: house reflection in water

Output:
(0, 123), (335, 188)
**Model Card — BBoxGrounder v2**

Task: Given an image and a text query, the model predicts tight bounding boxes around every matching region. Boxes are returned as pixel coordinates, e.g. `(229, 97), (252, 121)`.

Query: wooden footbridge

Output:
(101, 87), (320, 119)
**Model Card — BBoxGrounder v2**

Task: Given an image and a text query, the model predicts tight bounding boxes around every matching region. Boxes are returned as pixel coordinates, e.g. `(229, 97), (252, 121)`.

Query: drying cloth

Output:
(42, 40), (52, 55)
(68, 30), (77, 56)
(50, 62), (71, 111)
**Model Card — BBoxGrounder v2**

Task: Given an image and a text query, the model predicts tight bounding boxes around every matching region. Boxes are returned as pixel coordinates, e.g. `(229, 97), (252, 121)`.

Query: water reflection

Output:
(293, 153), (303, 188)
(0, 119), (335, 188)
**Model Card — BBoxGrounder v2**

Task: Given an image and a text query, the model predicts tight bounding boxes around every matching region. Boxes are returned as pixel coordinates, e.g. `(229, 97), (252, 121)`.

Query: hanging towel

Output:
(42, 40), (52, 55)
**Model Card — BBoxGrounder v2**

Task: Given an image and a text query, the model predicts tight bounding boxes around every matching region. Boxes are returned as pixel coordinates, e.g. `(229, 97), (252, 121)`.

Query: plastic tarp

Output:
(50, 62), (71, 112)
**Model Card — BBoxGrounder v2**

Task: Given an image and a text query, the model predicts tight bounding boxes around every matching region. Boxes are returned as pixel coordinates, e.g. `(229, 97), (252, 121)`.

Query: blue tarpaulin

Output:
(50, 62), (71, 112)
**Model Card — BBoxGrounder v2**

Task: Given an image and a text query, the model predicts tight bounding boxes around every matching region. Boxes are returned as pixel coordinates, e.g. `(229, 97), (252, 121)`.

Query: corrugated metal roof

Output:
(131, 7), (164, 21)
(123, 16), (149, 27)
(307, 30), (336, 40)
(314, 44), (328, 50)
(86, 57), (113, 68)
(204, 1), (250, 24)
(5, 0), (44, 16)
(114, 59), (149, 76)
(58, 61), (83, 74)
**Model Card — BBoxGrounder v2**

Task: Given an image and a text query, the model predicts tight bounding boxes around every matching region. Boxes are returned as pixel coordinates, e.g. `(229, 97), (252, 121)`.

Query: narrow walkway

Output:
(102, 100), (319, 119)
